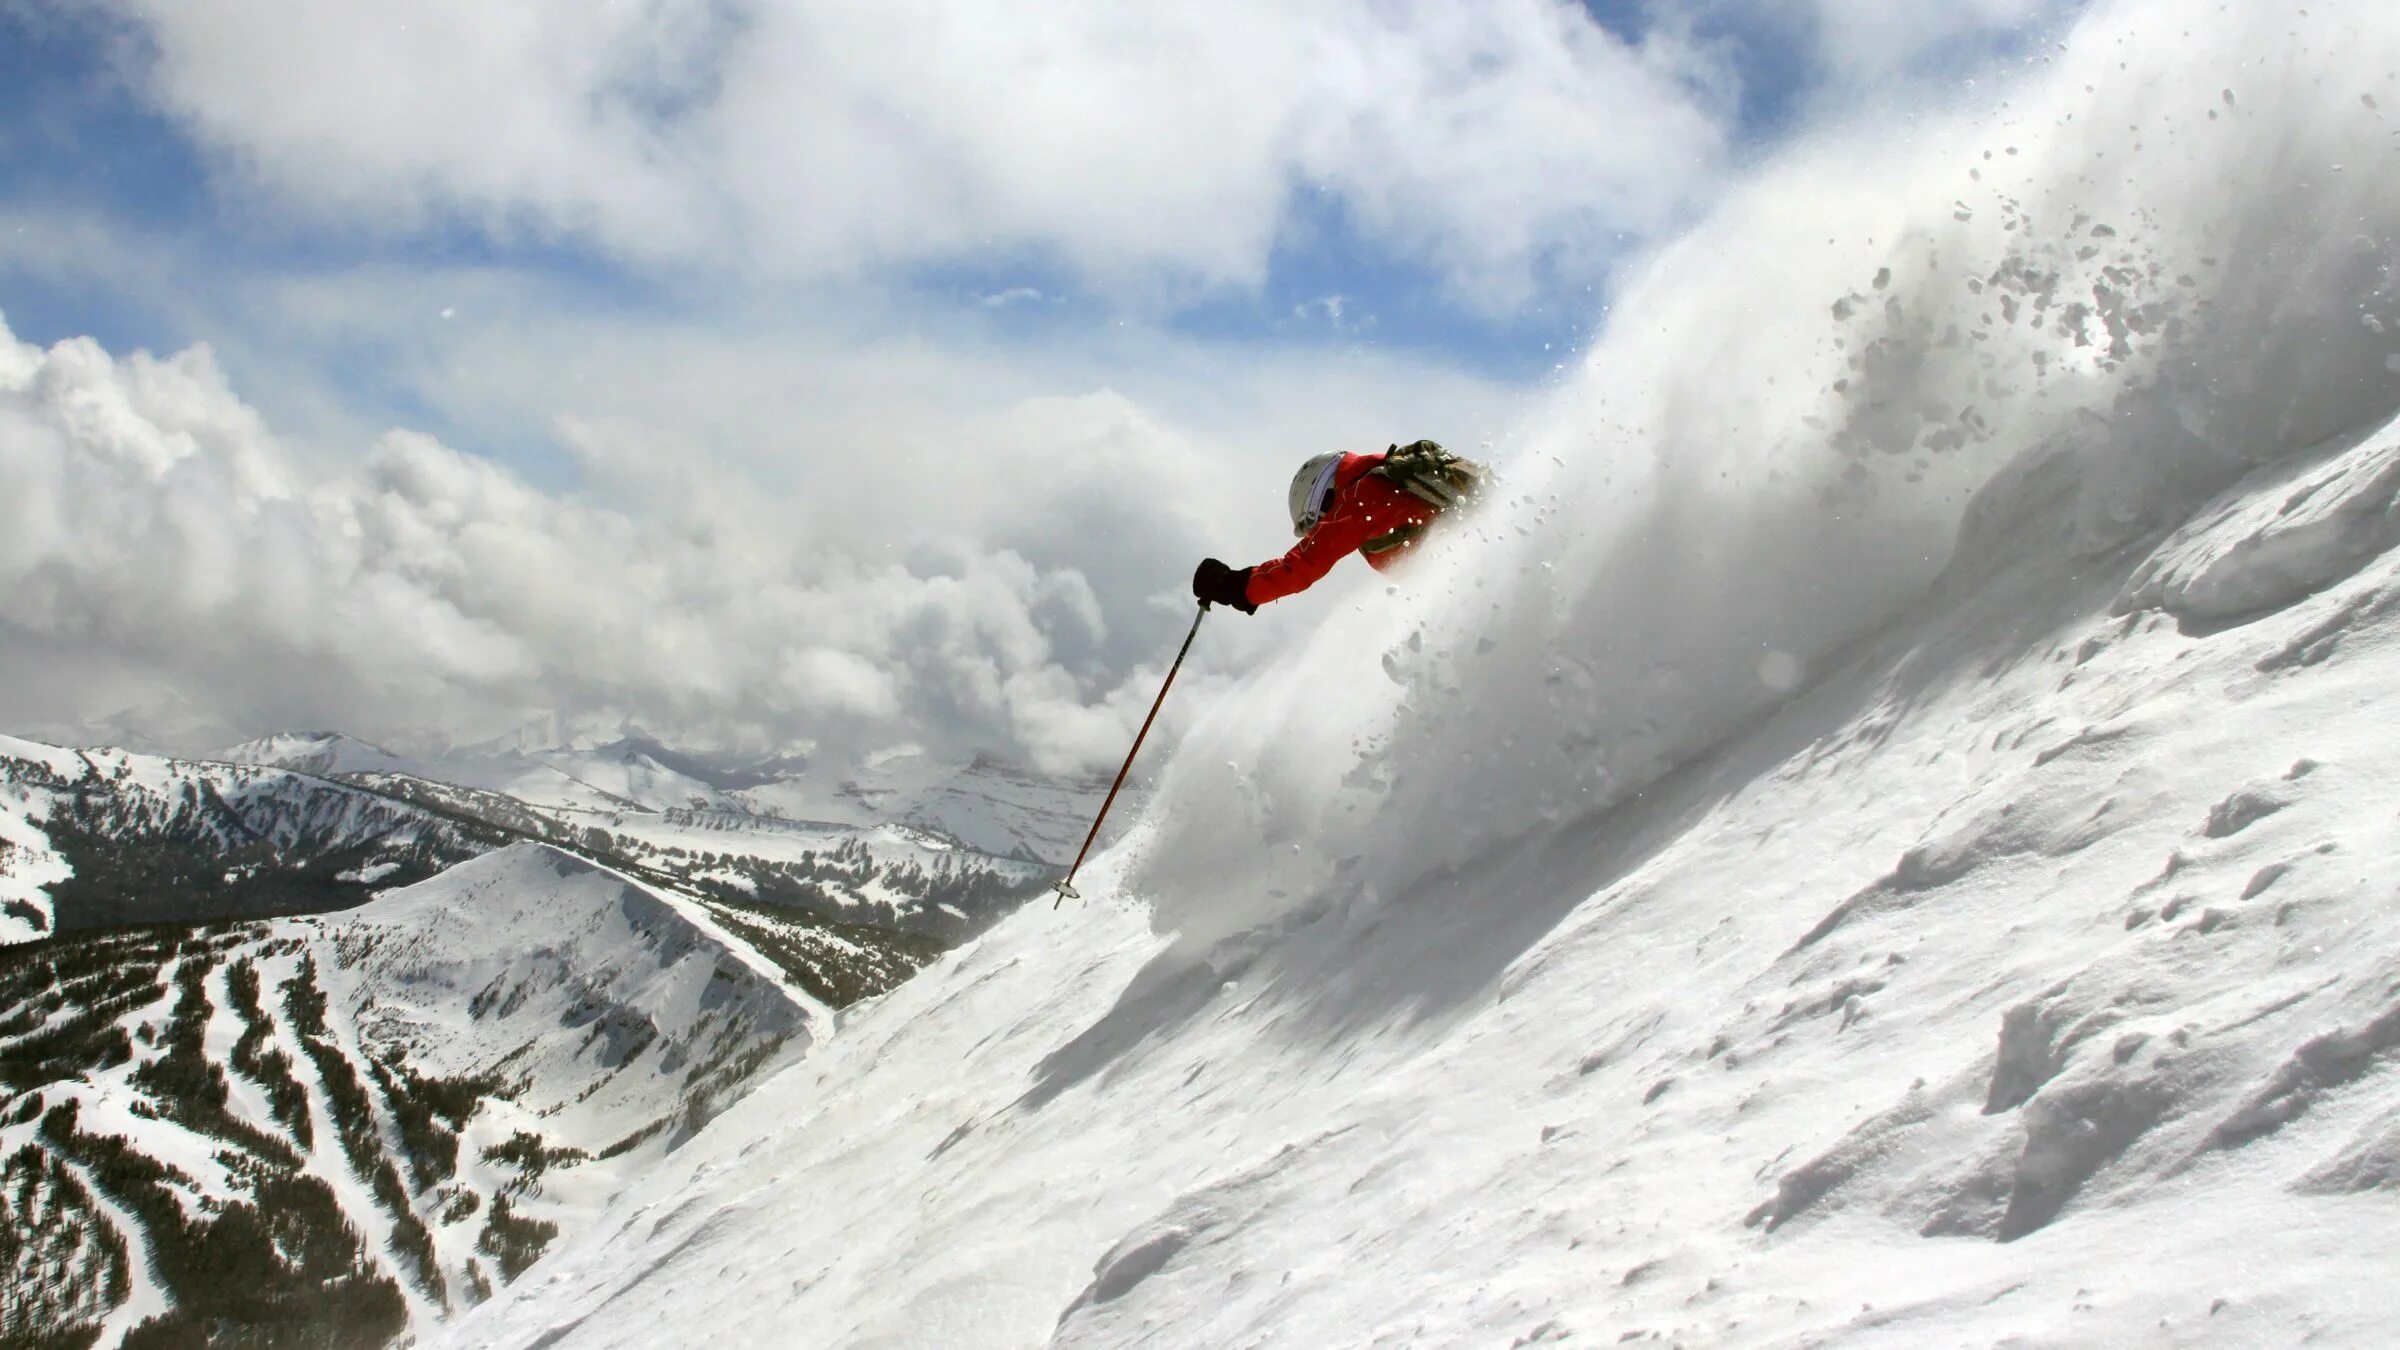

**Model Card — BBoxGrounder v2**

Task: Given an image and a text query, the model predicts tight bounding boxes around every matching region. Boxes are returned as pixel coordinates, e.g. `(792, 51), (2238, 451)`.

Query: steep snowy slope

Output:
(438, 4), (2400, 1345)
(0, 843), (823, 1346)
(323, 845), (824, 1162)
(442, 402), (2400, 1350)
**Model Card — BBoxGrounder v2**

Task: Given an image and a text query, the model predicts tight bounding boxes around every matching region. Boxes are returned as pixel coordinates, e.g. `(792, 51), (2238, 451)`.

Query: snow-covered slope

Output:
(0, 843), (823, 1346)
(439, 5), (2400, 1345)
(444, 405), (2400, 1350)
(325, 844), (824, 1162)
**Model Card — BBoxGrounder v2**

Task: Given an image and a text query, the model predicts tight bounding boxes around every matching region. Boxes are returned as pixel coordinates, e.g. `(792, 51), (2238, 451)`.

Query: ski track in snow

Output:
(62, 1150), (172, 1347)
(263, 941), (447, 1326)
(201, 957), (279, 1142)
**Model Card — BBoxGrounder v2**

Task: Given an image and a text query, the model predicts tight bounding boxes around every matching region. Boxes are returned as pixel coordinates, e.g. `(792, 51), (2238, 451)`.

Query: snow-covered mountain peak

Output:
(218, 729), (422, 778)
(212, 726), (1124, 867)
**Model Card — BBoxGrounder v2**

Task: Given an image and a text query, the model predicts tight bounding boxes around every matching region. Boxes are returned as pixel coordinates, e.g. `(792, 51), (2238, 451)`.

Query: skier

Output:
(1191, 440), (1484, 613)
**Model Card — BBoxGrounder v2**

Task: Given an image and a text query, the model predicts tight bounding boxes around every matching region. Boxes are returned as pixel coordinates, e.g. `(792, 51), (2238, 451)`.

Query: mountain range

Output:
(0, 730), (1107, 1345)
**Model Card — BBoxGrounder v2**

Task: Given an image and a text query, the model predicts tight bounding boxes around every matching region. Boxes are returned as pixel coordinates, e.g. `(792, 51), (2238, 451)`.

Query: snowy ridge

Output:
(222, 732), (662, 816)
(323, 843), (823, 1161)
(598, 809), (1053, 940)
(222, 732), (1128, 866)
(220, 737), (1066, 939)
(2, 728), (1026, 979)
(0, 735), (495, 940)
(217, 731), (429, 781)
(0, 747), (75, 944)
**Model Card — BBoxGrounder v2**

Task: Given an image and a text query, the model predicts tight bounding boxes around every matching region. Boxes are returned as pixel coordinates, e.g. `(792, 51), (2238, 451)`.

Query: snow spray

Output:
(1121, 0), (2400, 950)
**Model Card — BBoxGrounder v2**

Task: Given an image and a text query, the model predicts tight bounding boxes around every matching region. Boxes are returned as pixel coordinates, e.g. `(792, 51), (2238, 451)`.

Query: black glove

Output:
(1192, 557), (1257, 614)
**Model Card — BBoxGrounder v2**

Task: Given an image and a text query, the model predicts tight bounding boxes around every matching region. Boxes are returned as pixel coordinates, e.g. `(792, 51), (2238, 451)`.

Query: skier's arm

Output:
(1245, 508), (1374, 605)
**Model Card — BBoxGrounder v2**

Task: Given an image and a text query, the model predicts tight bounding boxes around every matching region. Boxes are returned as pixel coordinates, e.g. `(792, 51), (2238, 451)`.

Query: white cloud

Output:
(1294, 295), (1347, 326)
(780, 647), (903, 723)
(0, 314), (1092, 763)
(0, 298), (1525, 770)
(94, 0), (1733, 308)
(1797, 0), (2068, 84)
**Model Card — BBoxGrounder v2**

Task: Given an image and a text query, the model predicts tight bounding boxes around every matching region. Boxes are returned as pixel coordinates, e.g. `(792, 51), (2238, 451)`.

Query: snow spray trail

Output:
(1116, 0), (2400, 950)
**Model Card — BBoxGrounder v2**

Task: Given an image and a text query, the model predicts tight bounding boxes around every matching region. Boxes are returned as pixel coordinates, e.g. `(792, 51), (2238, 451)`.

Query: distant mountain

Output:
(219, 731), (661, 816)
(213, 730), (427, 780)
(209, 731), (1126, 944)
(0, 733), (971, 993)
(0, 726), (1057, 1344)
(0, 844), (821, 1346)
(0, 734), (495, 944)
(220, 732), (1139, 867)
(883, 752), (1123, 865)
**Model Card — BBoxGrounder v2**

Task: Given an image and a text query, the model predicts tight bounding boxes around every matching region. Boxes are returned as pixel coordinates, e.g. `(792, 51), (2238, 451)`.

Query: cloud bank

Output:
(91, 0), (1731, 309)
(0, 313), (1255, 771)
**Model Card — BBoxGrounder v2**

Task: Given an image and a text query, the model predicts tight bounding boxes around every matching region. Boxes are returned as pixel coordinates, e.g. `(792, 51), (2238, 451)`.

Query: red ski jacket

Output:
(1246, 451), (1444, 606)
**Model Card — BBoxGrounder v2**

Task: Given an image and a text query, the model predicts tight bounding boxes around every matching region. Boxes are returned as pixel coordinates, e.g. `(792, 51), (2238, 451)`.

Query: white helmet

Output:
(1287, 452), (1343, 536)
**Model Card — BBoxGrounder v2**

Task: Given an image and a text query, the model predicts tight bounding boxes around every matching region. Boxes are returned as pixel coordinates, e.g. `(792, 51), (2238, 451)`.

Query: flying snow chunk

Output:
(1758, 650), (1804, 693)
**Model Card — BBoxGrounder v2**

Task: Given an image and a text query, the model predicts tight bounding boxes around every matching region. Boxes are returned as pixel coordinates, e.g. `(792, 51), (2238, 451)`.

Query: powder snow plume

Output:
(1120, 0), (2400, 949)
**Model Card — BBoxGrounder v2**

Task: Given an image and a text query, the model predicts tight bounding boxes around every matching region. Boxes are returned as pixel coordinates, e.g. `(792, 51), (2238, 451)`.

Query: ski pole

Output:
(1054, 600), (1209, 907)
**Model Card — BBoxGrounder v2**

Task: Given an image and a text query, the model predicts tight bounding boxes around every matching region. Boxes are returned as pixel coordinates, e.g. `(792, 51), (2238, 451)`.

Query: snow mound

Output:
(2117, 422), (2400, 626)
